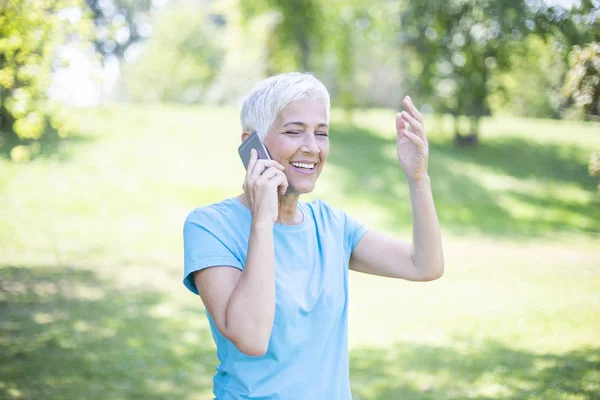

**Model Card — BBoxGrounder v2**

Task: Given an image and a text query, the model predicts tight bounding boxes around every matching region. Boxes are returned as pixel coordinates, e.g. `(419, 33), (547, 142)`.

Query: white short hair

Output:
(240, 72), (331, 141)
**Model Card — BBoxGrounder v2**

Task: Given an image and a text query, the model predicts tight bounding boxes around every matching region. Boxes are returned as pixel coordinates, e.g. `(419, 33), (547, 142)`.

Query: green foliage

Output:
(0, 0), (93, 159)
(563, 42), (600, 121)
(490, 35), (566, 118)
(238, 0), (392, 111)
(84, 0), (153, 59)
(397, 0), (600, 136)
(239, 0), (322, 73)
(297, 0), (396, 109)
(399, 0), (539, 133)
(201, 0), (271, 105)
(123, 2), (225, 103)
(542, 0), (600, 51)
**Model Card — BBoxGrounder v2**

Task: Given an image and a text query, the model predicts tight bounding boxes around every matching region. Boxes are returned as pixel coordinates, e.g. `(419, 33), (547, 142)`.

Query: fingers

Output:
(400, 111), (424, 138)
(279, 183), (288, 196)
(396, 108), (425, 148)
(395, 113), (406, 132)
(257, 167), (280, 181)
(249, 161), (284, 184)
(243, 149), (287, 195)
(275, 172), (289, 196)
(399, 129), (425, 148)
(256, 168), (289, 196)
(246, 148), (259, 178)
(247, 156), (284, 182)
(250, 165), (286, 187)
(402, 95), (424, 124)
(247, 149), (284, 174)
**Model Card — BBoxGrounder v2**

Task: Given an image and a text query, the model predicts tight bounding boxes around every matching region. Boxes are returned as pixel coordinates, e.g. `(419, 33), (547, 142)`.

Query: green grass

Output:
(1, 104), (599, 399)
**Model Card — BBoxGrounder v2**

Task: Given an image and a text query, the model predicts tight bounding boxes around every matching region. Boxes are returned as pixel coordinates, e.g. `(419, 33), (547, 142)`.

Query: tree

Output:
(538, 0), (599, 52)
(123, 2), (225, 103)
(399, 0), (571, 145)
(489, 35), (566, 119)
(239, 0), (390, 112)
(239, 0), (323, 74)
(563, 41), (600, 120)
(84, 0), (152, 60)
(0, 0), (93, 159)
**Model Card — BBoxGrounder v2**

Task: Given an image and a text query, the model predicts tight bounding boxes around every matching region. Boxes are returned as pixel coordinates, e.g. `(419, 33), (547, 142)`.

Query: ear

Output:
(241, 131), (251, 143)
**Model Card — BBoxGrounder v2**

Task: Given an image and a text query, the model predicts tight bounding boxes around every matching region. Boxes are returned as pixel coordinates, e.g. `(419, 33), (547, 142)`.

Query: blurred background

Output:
(1, 0), (599, 399)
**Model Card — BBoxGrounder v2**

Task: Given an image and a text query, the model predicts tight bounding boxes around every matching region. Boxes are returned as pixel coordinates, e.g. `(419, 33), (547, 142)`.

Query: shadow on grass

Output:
(0, 128), (95, 162)
(328, 122), (600, 238)
(0, 265), (216, 399)
(431, 136), (596, 188)
(350, 339), (600, 400)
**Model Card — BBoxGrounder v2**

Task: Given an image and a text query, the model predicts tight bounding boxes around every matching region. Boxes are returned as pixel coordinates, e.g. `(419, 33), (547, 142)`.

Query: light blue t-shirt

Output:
(183, 197), (368, 400)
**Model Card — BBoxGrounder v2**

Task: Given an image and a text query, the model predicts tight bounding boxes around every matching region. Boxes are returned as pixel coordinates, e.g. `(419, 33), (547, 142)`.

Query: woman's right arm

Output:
(193, 150), (287, 357)
(193, 220), (275, 357)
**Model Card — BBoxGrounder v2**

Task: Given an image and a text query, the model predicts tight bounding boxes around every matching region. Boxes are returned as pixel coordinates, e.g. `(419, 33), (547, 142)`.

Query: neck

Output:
(236, 193), (303, 225)
(276, 193), (302, 225)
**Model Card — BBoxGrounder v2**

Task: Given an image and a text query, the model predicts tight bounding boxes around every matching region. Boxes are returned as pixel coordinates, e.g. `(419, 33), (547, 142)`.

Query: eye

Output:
(285, 131), (301, 135)
(316, 131), (329, 137)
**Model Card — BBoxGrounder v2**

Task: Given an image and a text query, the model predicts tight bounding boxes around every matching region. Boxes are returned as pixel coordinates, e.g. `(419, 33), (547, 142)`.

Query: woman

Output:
(183, 72), (444, 399)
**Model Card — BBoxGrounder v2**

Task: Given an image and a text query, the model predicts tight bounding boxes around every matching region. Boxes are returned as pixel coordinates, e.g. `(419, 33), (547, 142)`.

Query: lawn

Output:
(0, 104), (599, 399)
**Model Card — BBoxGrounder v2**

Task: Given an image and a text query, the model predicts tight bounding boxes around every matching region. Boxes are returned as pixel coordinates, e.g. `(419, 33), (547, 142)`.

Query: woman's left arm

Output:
(349, 96), (444, 281)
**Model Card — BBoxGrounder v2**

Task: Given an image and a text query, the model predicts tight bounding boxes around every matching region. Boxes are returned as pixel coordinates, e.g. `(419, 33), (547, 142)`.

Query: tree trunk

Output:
(298, 35), (310, 72)
(265, 31), (278, 77)
(0, 103), (18, 154)
(453, 113), (479, 146)
(471, 115), (480, 137)
(455, 132), (479, 145)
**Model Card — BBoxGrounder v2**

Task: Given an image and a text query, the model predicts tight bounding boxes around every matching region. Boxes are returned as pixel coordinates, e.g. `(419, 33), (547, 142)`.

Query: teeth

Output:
(291, 162), (315, 170)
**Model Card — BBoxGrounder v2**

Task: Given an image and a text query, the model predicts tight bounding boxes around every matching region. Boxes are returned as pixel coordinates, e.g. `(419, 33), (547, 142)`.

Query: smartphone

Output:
(238, 131), (271, 170)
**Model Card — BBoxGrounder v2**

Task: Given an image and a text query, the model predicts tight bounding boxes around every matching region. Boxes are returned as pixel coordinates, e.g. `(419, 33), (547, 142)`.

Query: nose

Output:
(300, 132), (320, 154)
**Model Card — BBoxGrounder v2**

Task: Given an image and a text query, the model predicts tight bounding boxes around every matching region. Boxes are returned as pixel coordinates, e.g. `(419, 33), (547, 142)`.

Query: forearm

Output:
(225, 221), (276, 354)
(409, 175), (444, 279)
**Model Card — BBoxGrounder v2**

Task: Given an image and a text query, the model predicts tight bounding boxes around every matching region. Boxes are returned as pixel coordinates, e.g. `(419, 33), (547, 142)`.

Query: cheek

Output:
(264, 140), (287, 162)
(320, 142), (330, 161)
(278, 144), (299, 162)
(268, 136), (296, 153)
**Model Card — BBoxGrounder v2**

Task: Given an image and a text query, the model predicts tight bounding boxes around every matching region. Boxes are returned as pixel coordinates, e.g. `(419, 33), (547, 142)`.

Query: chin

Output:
(286, 182), (316, 195)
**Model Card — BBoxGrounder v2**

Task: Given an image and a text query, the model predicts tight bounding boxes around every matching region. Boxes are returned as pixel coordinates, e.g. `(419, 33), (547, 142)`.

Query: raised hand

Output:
(395, 96), (429, 183)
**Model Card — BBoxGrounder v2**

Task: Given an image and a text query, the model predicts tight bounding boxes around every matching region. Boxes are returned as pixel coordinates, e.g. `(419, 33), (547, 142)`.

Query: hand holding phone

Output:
(240, 133), (288, 222)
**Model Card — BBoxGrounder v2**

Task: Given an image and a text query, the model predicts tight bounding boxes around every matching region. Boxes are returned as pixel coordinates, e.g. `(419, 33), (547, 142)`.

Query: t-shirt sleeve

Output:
(344, 211), (369, 253)
(183, 210), (243, 295)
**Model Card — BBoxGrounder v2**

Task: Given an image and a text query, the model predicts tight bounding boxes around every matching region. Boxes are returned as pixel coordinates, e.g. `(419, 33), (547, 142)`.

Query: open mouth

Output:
(289, 161), (317, 173)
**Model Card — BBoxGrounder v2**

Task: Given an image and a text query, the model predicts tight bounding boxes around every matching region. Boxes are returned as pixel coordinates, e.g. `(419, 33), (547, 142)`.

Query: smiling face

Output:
(262, 96), (330, 195)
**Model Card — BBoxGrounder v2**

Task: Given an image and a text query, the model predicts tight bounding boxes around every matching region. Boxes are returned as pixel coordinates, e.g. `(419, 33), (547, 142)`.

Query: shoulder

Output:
(302, 198), (353, 229)
(303, 199), (367, 253)
(184, 198), (244, 232)
(303, 198), (366, 231)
